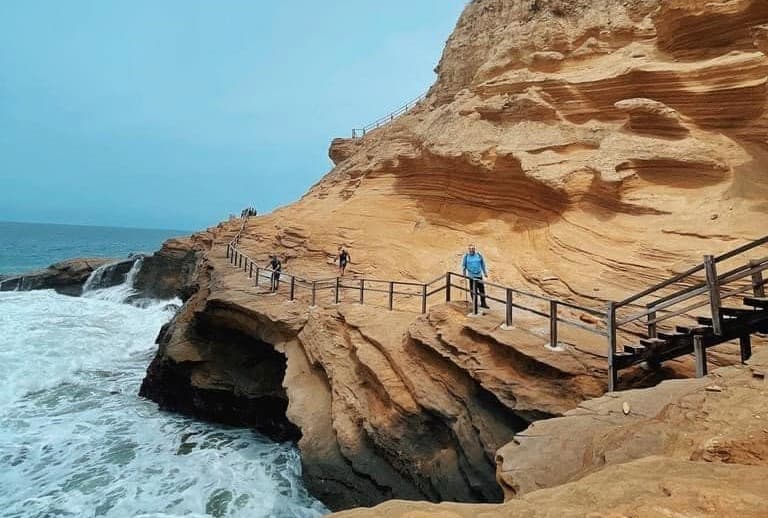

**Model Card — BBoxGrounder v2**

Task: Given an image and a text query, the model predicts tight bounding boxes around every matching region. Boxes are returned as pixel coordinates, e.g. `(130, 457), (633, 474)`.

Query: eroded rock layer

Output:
(330, 348), (768, 517)
(141, 0), (768, 512)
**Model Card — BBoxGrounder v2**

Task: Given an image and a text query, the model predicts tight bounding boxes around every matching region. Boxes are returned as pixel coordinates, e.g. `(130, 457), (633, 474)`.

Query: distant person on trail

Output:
(267, 255), (282, 292)
(462, 244), (489, 309)
(337, 246), (351, 276)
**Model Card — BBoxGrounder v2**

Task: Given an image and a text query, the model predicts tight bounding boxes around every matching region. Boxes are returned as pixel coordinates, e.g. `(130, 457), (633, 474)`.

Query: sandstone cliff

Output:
(140, 0), (768, 512)
(330, 347), (768, 517)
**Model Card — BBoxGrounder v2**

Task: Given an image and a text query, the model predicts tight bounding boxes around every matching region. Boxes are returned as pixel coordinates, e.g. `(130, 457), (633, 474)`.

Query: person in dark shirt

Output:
(337, 246), (351, 276)
(267, 255), (282, 292)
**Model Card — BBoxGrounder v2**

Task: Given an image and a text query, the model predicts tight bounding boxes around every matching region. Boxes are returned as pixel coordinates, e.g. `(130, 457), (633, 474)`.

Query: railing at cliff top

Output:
(351, 92), (427, 139)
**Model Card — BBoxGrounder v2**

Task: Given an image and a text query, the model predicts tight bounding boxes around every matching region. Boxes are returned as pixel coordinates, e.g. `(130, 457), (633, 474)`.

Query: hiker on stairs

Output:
(462, 244), (489, 309)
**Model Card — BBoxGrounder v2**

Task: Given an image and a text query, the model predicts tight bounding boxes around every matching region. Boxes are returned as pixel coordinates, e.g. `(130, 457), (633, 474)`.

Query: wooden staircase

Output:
(608, 236), (768, 390)
(615, 296), (768, 375)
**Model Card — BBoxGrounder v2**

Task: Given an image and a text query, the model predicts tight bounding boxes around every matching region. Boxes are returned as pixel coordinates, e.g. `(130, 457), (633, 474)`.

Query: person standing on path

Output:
(267, 255), (282, 292)
(461, 244), (489, 309)
(337, 246), (351, 276)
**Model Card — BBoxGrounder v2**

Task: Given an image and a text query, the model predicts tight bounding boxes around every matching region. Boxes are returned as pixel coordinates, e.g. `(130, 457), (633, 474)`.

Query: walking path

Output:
(225, 218), (768, 391)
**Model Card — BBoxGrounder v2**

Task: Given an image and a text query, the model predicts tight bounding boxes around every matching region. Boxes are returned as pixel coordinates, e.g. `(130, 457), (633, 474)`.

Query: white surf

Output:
(0, 268), (326, 517)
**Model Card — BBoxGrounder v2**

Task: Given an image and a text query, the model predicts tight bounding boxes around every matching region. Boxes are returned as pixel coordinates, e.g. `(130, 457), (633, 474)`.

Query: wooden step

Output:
(657, 331), (687, 341)
(743, 296), (768, 308)
(697, 315), (736, 326)
(614, 351), (637, 369)
(624, 344), (646, 355)
(720, 307), (758, 317)
(640, 337), (667, 348)
(676, 324), (713, 335)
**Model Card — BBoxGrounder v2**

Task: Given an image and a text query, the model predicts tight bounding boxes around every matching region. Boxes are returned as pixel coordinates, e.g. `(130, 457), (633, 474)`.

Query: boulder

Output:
(0, 257), (117, 296)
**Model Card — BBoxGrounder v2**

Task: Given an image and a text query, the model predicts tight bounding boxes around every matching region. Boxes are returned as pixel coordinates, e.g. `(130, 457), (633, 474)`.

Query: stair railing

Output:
(225, 242), (607, 352)
(604, 234), (768, 390)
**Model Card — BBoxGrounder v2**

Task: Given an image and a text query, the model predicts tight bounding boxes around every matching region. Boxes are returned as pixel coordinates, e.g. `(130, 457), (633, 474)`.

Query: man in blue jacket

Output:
(462, 244), (489, 310)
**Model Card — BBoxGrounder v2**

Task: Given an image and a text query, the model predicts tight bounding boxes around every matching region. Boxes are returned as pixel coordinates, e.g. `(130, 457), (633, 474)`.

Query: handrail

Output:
(616, 256), (768, 327)
(616, 262), (706, 308)
(351, 92), (427, 138)
(225, 242), (608, 354)
(227, 229), (768, 394)
(616, 236), (768, 308)
(715, 235), (768, 262)
(425, 274), (447, 287)
(449, 271), (604, 316)
(644, 255), (768, 310)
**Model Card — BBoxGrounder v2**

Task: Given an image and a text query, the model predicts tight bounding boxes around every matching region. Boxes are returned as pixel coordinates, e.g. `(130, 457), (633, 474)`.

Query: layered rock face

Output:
(134, 237), (201, 300)
(331, 349), (768, 517)
(140, 237), (608, 510)
(141, 0), (768, 513)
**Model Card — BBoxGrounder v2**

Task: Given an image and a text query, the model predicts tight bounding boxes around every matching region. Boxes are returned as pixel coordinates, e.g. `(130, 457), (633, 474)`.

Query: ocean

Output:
(0, 222), (327, 517)
(0, 221), (192, 276)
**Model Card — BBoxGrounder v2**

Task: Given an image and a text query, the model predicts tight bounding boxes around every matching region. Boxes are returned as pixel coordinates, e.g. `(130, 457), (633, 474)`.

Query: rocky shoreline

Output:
(8, 227), (768, 515)
(0, 257), (135, 296)
(1, 235), (201, 300)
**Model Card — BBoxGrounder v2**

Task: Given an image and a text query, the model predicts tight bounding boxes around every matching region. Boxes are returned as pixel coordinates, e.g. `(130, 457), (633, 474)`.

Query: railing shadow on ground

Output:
(226, 220), (768, 392)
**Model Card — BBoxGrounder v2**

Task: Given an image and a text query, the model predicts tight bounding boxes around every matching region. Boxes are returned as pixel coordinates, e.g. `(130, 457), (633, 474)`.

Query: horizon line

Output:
(0, 219), (194, 234)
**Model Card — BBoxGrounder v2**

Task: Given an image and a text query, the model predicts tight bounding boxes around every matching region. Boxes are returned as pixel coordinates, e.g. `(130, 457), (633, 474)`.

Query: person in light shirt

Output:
(461, 244), (489, 309)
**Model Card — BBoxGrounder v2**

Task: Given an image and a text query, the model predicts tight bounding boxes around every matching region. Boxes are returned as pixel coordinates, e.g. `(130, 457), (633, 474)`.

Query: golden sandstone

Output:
(141, 1), (768, 514)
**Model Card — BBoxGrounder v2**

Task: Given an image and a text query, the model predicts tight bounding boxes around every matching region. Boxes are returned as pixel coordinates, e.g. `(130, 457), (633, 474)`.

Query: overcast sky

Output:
(0, 1), (466, 230)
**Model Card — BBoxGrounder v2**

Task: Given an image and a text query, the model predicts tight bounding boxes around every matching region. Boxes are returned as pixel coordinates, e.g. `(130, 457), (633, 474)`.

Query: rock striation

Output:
(330, 348), (768, 517)
(140, 0), (768, 513)
(133, 236), (201, 301)
(140, 238), (604, 510)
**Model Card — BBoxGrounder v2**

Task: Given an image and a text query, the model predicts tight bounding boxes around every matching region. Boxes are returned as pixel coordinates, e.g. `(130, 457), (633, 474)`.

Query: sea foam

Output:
(0, 272), (326, 517)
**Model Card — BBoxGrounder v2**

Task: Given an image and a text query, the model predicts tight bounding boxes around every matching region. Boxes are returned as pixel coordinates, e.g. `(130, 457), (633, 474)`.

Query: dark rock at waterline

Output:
(133, 238), (199, 301)
(0, 257), (129, 296)
(139, 311), (301, 442)
(0, 235), (199, 301)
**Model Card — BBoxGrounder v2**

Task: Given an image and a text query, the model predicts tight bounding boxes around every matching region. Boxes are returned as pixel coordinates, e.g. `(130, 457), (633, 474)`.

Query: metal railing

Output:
(225, 239), (607, 354)
(351, 92), (427, 138)
(225, 230), (768, 392)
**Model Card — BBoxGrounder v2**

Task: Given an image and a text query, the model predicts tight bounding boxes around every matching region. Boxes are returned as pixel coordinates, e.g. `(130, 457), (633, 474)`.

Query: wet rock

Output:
(133, 237), (199, 300)
(0, 258), (117, 296)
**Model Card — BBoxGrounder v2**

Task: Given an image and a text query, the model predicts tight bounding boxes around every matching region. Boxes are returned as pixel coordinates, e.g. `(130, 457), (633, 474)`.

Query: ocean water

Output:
(0, 221), (190, 276)
(0, 234), (327, 517)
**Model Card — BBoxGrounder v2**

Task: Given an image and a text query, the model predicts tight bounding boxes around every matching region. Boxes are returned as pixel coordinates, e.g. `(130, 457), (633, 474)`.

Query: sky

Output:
(0, 1), (467, 231)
